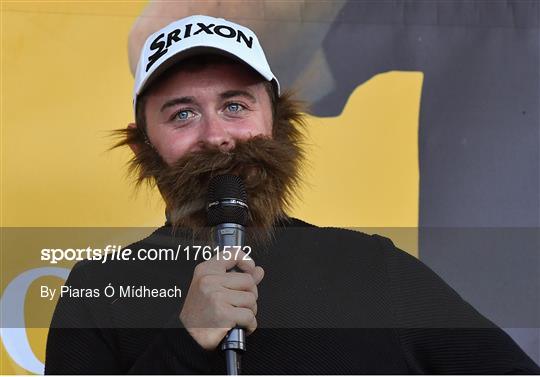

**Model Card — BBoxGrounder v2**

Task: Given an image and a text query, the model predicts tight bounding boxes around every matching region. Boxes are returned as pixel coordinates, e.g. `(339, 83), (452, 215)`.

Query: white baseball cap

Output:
(133, 15), (280, 113)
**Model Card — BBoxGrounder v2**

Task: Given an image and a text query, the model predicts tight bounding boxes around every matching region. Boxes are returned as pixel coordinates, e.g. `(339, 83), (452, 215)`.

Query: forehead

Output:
(146, 55), (266, 96)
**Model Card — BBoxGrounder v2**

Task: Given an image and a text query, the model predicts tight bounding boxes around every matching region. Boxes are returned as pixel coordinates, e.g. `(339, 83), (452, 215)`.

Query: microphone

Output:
(207, 174), (249, 375)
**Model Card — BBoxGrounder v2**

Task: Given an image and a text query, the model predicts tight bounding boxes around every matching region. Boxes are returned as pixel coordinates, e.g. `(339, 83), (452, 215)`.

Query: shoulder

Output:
(278, 218), (402, 267)
(285, 217), (394, 249)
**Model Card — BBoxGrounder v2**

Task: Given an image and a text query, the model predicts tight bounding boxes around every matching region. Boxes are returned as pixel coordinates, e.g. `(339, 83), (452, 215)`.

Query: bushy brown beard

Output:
(112, 92), (306, 247)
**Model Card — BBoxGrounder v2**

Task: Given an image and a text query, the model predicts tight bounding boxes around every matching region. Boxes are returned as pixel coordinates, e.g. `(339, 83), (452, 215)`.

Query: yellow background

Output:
(1, 1), (421, 373)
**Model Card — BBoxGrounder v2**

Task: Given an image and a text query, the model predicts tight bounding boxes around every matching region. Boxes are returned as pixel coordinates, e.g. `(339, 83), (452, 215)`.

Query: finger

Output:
(222, 290), (257, 315)
(217, 272), (258, 296)
(227, 307), (257, 334)
(233, 248), (256, 273)
(251, 266), (264, 285)
(203, 249), (256, 274)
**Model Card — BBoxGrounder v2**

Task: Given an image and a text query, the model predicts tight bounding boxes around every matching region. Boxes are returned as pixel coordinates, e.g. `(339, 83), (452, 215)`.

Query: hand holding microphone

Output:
(179, 248), (264, 350)
(179, 174), (264, 358)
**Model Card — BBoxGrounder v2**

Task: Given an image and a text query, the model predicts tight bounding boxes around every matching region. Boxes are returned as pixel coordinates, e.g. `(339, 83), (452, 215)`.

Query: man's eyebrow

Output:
(160, 97), (195, 112)
(220, 90), (257, 103)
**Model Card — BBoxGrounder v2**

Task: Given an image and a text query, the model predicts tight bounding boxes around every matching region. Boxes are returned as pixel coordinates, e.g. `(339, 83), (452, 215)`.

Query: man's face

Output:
(143, 62), (273, 165)
(124, 57), (304, 244)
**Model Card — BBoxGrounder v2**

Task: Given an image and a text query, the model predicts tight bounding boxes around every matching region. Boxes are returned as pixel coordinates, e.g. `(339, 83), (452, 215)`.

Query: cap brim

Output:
(136, 45), (276, 101)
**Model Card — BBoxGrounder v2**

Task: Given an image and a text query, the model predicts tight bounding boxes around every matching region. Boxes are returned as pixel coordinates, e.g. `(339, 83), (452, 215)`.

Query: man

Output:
(45, 15), (540, 374)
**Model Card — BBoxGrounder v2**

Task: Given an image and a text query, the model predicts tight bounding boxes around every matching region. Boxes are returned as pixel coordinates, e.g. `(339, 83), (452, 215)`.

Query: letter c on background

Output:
(1, 267), (69, 375)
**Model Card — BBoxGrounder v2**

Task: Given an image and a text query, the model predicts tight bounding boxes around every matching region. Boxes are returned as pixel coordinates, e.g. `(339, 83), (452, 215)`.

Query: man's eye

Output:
(226, 103), (244, 113)
(173, 110), (194, 121)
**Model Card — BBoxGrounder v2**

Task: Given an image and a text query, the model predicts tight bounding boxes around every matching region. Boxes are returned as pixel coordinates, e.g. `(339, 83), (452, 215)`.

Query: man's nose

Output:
(198, 114), (235, 152)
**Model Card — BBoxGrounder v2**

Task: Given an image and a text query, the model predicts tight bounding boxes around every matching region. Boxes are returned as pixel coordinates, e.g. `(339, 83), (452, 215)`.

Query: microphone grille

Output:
(207, 174), (247, 203)
(207, 174), (249, 226)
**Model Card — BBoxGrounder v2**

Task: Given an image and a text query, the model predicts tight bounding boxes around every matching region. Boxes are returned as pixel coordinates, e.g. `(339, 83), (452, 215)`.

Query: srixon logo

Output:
(146, 22), (254, 72)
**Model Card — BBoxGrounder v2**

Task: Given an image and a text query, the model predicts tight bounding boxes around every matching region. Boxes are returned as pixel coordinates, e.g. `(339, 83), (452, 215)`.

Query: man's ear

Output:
(127, 123), (142, 155)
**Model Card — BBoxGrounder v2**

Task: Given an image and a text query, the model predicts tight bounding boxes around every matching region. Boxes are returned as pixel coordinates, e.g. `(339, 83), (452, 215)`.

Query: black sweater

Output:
(45, 218), (540, 374)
